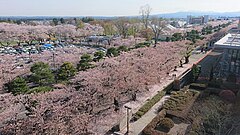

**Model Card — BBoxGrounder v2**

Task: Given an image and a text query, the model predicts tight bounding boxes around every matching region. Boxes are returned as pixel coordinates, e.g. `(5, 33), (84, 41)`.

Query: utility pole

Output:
(52, 52), (56, 70)
(124, 106), (132, 135)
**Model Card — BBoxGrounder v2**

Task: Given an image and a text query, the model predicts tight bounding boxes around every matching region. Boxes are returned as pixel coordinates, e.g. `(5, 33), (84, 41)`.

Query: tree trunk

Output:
(154, 39), (157, 47)
(185, 56), (190, 64)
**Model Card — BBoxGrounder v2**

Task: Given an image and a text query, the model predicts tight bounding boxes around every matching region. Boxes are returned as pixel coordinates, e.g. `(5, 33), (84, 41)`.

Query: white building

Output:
(214, 33), (240, 49)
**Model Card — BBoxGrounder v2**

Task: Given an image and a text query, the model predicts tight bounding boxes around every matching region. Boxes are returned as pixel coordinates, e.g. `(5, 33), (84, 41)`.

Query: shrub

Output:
(30, 62), (49, 73)
(80, 54), (93, 63)
(219, 90), (236, 103)
(117, 46), (128, 52)
(26, 86), (53, 94)
(135, 42), (150, 48)
(93, 51), (105, 62)
(8, 77), (29, 95)
(57, 62), (77, 80)
(143, 110), (167, 135)
(135, 111), (145, 118)
(192, 64), (201, 82)
(143, 42), (151, 46)
(134, 91), (166, 119)
(163, 90), (197, 111)
(106, 47), (119, 57)
(189, 83), (207, 90)
(155, 118), (174, 132)
(30, 62), (55, 86)
(77, 54), (94, 71)
(171, 33), (183, 41)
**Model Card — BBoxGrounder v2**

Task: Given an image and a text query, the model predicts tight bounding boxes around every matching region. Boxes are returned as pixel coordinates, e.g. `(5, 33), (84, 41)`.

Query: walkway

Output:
(128, 95), (170, 135)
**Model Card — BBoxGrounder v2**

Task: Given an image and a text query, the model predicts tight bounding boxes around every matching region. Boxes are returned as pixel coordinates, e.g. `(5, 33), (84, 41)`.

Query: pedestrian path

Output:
(128, 95), (170, 135)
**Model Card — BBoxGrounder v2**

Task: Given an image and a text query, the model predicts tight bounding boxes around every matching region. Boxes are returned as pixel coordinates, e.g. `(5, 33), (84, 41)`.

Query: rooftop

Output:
(214, 33), (240, 49)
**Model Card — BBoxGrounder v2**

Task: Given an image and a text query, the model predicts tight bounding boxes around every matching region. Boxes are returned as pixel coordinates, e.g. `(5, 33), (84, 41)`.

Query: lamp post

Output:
(124, 106), (132, 135)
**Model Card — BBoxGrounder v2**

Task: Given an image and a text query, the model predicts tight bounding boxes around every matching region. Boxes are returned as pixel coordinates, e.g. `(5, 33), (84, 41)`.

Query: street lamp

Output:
(124, 106), (132, 135)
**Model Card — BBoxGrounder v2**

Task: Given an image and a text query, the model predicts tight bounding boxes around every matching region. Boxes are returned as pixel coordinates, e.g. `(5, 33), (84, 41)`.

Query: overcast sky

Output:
(0, 0), (240, 16)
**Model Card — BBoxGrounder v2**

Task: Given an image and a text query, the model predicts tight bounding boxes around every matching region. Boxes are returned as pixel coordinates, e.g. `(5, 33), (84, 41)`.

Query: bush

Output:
(57, 62), (77, 80)
(80, 54), (92, 63)
(171, 33), (183, 41)
(219, 90), (236, 103)
(30, 62), (55, 86)
(135, 111), (144, 119)
(134, 91), (166, 119)
(77, 61), (94, 71)
(155, 118), (174, 132)
(135, 42), (150, 48)
(143, 42), (151, 46)
(163, 90), (197, 111)
(93, 51), (105, 62)
(77, 54), (94, 71)
(142, 110), (167, 135)
(26, 86), (53, 94)
(192, 64), (201, 82)
(117, 46), (128, 52)
(8, 77), (29, 95)
(30, 62), (49, 73)
(106, 47), (119, 57)
(189, 83), (207, 90)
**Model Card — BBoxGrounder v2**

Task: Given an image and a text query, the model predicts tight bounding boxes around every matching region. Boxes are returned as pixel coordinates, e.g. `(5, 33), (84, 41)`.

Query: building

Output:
(214, 23), (240, 81)
(170, 21), (186, 28)
(239, 18), (240, 29)
(228, 18), (240, 34)
(187, 15), (209, 25)
(203, 15), (209, 23)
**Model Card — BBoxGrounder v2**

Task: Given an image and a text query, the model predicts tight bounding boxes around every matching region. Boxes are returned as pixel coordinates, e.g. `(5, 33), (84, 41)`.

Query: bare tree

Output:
(139, 4), (152, 29)
(114, 17), (129, 39)
(149, 17), (166, 46)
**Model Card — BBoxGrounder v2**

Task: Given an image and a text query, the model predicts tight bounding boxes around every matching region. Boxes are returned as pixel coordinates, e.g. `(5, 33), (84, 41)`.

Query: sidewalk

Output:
(128, 95), (170, 135)
(119, 51), (212, 135)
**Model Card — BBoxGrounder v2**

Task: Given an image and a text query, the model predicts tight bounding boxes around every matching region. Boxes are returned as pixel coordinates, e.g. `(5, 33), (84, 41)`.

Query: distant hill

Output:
(0, 11), (239, 20)
(155, 11), (240, 18)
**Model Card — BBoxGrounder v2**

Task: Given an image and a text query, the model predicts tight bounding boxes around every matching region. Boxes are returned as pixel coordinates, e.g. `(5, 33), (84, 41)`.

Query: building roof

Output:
(214, 33), (240, 49)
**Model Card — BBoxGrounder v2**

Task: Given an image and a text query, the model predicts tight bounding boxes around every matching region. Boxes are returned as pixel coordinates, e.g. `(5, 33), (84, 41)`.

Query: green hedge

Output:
(189, 83), (207, 90)
(164, 90), (200, 118)
(133, 90), (166, 120)
(155, 118), (174, 132)
(163, 90), (198, 111)
(142, 110), (167, 135)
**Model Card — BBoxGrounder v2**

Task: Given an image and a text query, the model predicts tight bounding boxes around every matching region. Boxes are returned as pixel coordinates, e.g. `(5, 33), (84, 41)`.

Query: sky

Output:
(0, 0), (240, 16)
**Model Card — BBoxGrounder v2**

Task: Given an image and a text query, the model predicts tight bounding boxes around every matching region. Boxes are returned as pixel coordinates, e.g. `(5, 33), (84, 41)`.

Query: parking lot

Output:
(0, 43), (101, 93)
